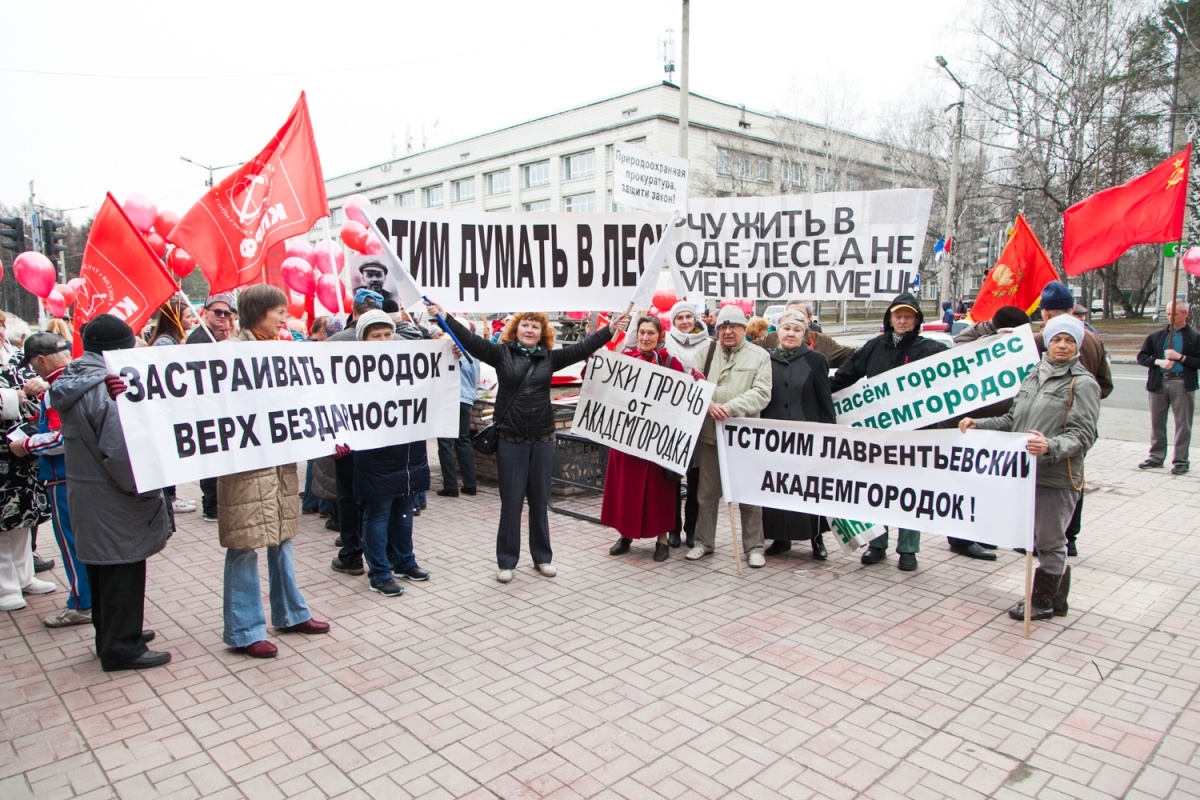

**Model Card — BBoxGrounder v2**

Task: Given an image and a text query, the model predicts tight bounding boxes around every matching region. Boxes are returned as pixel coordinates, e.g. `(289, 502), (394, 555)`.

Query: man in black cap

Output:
(50, 314), (172, 671)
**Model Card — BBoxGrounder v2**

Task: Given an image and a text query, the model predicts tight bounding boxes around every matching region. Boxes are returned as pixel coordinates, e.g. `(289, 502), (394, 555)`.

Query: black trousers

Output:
(87, 561), (148, 670)
(200, 478), (218, 517)
(671, 465), (700, 537)
(496, 439), (555, 569)
(335, 454), (363, 562)
(1066, 494), (1082, 545)
(437, 403), (477, 490)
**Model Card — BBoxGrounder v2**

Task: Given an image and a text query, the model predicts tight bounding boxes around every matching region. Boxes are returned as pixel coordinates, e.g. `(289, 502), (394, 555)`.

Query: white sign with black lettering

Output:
(571, 349), (714, 472)
(613, 143), (689, 213)
(362, 207), (672, 313)
(716, 418), (1035, 549)
(104, 340), (460, 492)
(672, 189), (934, 302)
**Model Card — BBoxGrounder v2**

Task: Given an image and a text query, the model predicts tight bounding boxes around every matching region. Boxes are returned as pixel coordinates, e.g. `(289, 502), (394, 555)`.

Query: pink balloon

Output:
(737, 299), (754, 315)
(281, 257), (316, 295)
(54, 283), (76, 306)
(342, 194), (372, 226)
(315, 273), (344, 311)
(166, 247), (197, 278)
(340, 220), (370, 254)
(153, 210), (181, 239)
(313, 240), (344, 275)
(720, 298), (735, 307)
(67, 277), (85, 296)
(45, 289), (66, 318)
(1184, 247), (1200, 278)
(658, 312), (671, 330)
(124, 193), (158, 234)
(364, 236), (385, 256)
(565, 311), (586, 320)
(284, 239), (316, 268)
(145, 232), (167, 260)
(14, 252), (56, 298)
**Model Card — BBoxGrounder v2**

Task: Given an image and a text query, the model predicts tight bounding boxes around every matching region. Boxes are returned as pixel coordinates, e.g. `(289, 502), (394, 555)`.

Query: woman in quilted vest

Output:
(218, 285), (329, 658)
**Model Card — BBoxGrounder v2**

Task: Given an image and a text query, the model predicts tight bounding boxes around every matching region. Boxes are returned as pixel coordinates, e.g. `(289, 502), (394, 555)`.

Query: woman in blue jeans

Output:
(217, 285), (329, 658)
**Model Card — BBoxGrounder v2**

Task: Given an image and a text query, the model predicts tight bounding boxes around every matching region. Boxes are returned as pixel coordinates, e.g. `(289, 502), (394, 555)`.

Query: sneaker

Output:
(496, 569), (514, 584)
(44, 607), (92, 627)
(331, 556), (365, 576)
(397, 566), (430, 581)
(685, 546), (711, 561)
(202, 512), (218, 523)
(370, 579), (404, 597)
(898, 553), (918, 571)
(535, 563), (557, 577)
(748, 552), (766, 568)
(22, 578), (56, 595)
(33, 555), (54, 573)
(172, 498), (197, 513)
(0, 594), (26, 611)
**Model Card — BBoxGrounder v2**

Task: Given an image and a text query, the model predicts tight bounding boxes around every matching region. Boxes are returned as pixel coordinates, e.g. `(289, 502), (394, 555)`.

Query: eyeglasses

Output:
(208, 309), (234, 319)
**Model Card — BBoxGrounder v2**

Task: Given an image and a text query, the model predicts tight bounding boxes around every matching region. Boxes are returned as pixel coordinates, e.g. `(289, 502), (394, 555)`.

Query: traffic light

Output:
(0, 217), (27, 258)
(975, 236), (993, 269)
(41, 218), (66, 262)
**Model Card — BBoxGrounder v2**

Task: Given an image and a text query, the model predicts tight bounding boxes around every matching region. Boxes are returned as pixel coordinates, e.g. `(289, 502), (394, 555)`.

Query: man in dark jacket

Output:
(186, 294), (236, 522)
(1137, 300), (1200, 475)
(51, 315), (172, 672)
(831, 292), (947, 571)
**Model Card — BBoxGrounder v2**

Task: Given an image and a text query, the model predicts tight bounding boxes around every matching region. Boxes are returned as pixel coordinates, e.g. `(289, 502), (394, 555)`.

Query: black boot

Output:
(685, 531), (695, 549)
(609, 537), (632, 555)
(811, 535), (827, 561)
(1008, 568), (1060, 621)
(764, 539), (791, 556)
(1053, 565), (1071, 617)
(668, 531), (681, 548)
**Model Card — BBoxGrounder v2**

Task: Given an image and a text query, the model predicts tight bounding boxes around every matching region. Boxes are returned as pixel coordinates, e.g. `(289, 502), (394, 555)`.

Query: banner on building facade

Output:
(363, 207), (672, 313)
(613, 143), (689, 214)
(105, 340), (460, 491)
(571, 350), (714, 472)
(832, 325), (1039, 430)
(671, 188), (934, 302)
(716, 418), (1035, 549)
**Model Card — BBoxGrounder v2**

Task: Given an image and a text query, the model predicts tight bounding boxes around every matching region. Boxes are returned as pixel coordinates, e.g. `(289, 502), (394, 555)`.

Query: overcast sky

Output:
(2, 0), (978, 224)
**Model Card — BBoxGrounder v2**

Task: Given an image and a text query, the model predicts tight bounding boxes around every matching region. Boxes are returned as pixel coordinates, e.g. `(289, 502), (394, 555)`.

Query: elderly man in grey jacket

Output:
(51, 315), (172, 672)
(688, 306), (772, 567)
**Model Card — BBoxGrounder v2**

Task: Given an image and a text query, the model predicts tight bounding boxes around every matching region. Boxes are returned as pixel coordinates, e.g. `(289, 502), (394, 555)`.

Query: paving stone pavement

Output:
(2, 436), (1199, 799)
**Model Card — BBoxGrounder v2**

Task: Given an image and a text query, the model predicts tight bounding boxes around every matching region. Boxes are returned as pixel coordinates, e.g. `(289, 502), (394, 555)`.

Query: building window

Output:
(523, 160), (550, 188)
(523, 200), (551, 212)
(563, 192), (595, 213)
(716, 147), (731, 175)
(395, 191), (415, 207)
(563, 150), (595, 182)
(781, 162), (807, 189)
(370, 196), (387, 206)
(330, 207), (344, 225)
(486, 206), (511, 212)
(814, 168), (829, 192)
(756, 157), (771, 183)
(486, 170), (510, 195)
(733, 153), (752, 180)
(423, 185), (444, 207)
(452, 178), (475, 203)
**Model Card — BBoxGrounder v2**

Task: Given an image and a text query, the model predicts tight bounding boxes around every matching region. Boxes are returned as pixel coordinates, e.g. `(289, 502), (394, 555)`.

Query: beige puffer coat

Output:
(216, 330), (300, 550)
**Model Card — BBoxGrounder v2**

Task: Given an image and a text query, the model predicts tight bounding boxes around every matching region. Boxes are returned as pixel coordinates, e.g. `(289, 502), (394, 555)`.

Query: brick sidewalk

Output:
(2, 437), (1198, 799)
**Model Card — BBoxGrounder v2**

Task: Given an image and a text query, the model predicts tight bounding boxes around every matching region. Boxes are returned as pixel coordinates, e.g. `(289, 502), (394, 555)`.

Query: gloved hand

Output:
(332, 443), (352, 460)
(104, 374), (128, 400)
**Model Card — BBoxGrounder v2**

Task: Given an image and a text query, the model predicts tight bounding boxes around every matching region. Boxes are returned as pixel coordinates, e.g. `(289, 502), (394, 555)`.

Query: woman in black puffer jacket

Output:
(428, 303), (628, 584)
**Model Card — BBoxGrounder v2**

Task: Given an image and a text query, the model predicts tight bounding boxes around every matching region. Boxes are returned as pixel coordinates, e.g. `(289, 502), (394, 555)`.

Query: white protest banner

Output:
(716, 418), (1035, 549)
(613, 143), (689, 213)
(671, 189), (933, 302)
(104, 340), (460, 492)
(832, 325), (1039, 430)
(571, 349), (714, 472)
(361, 207), (672, 313)
(828, 518), (881, 554)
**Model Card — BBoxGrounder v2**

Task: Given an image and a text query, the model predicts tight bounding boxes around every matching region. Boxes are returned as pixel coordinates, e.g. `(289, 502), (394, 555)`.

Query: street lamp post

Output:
(180, 156), (243, 188)
(936, 56), (966, 306)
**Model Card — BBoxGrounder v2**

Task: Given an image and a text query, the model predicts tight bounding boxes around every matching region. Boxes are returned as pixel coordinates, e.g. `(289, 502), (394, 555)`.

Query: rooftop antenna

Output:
(660, 27), (676, 82)
(405, 124), (413, 154)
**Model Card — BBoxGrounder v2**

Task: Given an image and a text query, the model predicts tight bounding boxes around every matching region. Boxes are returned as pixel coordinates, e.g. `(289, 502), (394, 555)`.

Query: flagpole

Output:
(1171, 121), (1198, 315)
(726, 503), (743, 576)
(320, 218), (347, 317)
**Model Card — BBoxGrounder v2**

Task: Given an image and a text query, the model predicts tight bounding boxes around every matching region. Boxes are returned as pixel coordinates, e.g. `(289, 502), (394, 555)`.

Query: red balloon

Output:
(285, 239), (316, 267)
(54, 283), (75, 306)
(287, 301), (306, 320)
(565, 311), (586, 320)
(737, 299), (754, 315)
(315, 273), (344, 312)
(340, 220), (370, 254)
(45, 289), (66, 318)
(658, 312), (672, 330)
(153, 210), (181, 239)
(67, 277), (85, 294)
(364, 236), (385, 256)
(124, 192), (157, 234)
(281, 256), (316, 295)
(652, 289), (677, 311)
(166, 247), (197, 278)
(312, 240), (344, 275)
(145, 232), (167, 260)
(1184, 247), (1200, 278)
(14, 252), (56, 298)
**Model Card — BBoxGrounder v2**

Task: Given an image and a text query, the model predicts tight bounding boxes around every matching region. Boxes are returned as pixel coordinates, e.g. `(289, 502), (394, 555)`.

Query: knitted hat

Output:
(715, 305), (748, 328)
(668, 300), (700, 327)
(1039, 281), (1074, 311)
(1043, 314), (1084, 349)
(356, 309), (395, 340)
(81, 314), (135, 353)
(776, 309), (808, 329)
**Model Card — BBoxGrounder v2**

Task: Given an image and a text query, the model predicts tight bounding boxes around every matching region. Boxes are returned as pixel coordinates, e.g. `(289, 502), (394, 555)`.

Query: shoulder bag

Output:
(473, 360), (535, 455)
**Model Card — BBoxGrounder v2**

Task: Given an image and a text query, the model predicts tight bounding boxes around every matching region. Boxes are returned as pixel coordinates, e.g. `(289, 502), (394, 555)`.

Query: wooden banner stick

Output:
(1023, 551), (1033, 640)
(727, 502), (743, 576)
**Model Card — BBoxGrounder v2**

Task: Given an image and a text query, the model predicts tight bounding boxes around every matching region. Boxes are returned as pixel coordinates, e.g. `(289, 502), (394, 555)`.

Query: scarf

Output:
(774, 341), (811, 360)
(516, 343), (540, 356)
(630, 345), (669, 367)
(665, 327), (710, 369)
(1036, 352), (1078, 386)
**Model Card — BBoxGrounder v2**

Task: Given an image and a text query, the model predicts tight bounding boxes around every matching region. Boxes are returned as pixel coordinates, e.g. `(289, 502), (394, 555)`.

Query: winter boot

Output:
(1007, 567), (1059, 621)
(1053, 565), (1071, 617)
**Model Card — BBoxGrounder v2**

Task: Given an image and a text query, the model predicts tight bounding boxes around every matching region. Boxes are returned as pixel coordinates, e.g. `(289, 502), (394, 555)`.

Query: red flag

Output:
(1062, 144), (1191, 276)
(168, 92), (328, 292)
(968, 215), (1060, 323)
(72, 193), (180, 355)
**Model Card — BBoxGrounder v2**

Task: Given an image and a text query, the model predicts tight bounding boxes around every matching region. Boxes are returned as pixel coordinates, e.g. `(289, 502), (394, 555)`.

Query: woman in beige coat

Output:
(219, 285), (328, 658)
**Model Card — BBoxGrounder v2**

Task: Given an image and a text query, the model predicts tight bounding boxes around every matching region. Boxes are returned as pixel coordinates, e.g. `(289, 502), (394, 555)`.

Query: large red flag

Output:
(168, 92), (328, 292)
(969, 215), (1060, 323)
(72, 193), (181, 355)
(1062, 144), (1191, 276)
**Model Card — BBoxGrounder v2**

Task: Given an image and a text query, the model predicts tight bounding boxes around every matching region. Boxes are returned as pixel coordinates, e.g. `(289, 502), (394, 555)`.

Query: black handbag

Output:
(473, 361), (535, 455)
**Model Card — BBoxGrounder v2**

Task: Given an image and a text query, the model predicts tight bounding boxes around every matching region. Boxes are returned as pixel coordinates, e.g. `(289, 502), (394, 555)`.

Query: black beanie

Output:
(82, 314), (136, 354)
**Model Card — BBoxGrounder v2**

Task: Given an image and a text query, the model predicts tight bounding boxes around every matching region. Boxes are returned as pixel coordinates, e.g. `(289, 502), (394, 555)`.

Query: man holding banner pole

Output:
(688, 306), (771, 568)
